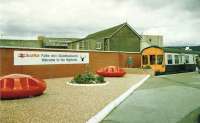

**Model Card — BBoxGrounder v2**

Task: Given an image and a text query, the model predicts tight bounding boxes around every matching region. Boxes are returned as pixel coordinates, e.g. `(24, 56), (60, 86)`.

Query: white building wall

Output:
(140, 35), (163, 51)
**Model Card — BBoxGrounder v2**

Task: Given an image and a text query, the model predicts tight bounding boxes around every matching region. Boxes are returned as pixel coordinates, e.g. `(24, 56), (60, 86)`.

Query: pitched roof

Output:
(85, 22), (142, 40)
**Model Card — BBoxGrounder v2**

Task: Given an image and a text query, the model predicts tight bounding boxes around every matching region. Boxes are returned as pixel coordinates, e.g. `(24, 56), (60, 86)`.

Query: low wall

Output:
(0, 47), (141, 79)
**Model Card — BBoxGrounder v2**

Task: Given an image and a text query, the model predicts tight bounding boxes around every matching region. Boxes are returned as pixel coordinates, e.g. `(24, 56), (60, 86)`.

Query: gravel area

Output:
(0, 74), (147, 123)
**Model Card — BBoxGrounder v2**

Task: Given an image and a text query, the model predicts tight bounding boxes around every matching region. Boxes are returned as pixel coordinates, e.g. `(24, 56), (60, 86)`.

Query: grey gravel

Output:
(0, 74), (146, 123)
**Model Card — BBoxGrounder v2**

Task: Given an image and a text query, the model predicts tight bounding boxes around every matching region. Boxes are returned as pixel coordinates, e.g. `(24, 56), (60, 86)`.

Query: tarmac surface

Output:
(102, 72), (200, 123)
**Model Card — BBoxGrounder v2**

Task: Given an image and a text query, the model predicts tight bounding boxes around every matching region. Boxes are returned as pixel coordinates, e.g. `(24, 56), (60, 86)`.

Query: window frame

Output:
(167, 54), (173, 65)
(157, 55), (163, 65)
(142, 55), (148, 65)
(96, 42), (102, 50)
(79, 41), (85, 49)
(185, 55), (189, 64)
(174, 55), (179, 64)
(150, 55), (156, 65)
(180, 55), (183, 64)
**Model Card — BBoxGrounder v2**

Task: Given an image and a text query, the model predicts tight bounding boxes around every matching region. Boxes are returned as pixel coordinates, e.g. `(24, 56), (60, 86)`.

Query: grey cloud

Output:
(0, 0), (200, 45)
(180, 0), (200, 11)
(133, 0), (200, 19)
(133, 0), (173, 10)
(1, 17), (96, 38)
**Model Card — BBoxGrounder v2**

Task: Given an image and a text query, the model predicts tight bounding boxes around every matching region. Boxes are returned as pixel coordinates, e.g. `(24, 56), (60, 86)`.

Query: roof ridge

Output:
(125, 23), (142, 39)
(109, 23), (127, 38)
(109, 23), (142, 39)
(86, 23), (126, 39)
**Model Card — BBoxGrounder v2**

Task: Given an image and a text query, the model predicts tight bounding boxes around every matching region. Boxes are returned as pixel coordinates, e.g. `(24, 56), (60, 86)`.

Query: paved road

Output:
(101, 72), (200, 123)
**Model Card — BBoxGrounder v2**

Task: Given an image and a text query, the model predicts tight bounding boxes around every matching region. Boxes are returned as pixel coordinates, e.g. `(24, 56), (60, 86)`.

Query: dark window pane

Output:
(150, 55), (155, 65)
(185, 55), (189, 64)
(142, 55), (148, 65)
(175, 55), (179, 64)
(167, 55), (173, 64)
(157, 55), (163, 65)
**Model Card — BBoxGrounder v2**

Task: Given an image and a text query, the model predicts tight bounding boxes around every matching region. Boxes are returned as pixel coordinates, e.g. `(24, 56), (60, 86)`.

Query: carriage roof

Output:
(141, 46), (200, 55)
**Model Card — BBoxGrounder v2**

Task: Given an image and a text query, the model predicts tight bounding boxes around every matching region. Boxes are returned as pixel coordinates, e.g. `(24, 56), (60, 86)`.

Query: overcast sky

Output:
(0, 0), (200, 46)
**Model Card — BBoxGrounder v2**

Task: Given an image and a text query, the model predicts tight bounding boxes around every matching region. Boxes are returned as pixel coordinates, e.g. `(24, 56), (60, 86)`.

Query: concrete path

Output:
(102, 72), (200, 123)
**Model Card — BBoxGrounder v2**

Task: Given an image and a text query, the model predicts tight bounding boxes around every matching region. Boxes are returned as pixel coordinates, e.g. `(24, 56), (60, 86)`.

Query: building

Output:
(0, 36), (80, 49)
(0, 39), (41, 48)
(38, 36), (80, 49)
(0, 23), (164, 52)
(140, 35), (163, 51)
(69, 23), (142, 52)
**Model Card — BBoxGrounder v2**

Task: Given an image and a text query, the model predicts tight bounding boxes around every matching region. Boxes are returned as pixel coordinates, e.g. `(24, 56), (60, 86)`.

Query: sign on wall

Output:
(14, 51), (89, 65)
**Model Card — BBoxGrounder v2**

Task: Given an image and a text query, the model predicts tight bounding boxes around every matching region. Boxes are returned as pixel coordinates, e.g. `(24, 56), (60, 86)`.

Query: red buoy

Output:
(96, 66), (126, 77)
(0, 74), (46, 99)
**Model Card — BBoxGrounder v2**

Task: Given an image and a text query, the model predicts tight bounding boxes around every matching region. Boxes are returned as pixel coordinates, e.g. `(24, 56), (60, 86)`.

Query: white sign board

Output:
(14, 51), (89, 65)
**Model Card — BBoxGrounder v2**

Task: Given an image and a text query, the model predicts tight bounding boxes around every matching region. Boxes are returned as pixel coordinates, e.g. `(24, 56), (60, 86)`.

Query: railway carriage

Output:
(141, 46), (200, 75)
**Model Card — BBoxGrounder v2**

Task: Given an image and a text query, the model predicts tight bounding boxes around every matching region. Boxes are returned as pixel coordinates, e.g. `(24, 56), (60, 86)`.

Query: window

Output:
(195, 56), (198, 64)
(150, 55), (156, 65)
(157, 55), (163, 65)
(76, 43), (79, 50)
(185, 55), (189, 64)
(193, 56), (196, 63)
(79, 41), (85, 49)
(175, 55), (179, 64)
(96, 42), (102, 49)
(103, 39), (109, 51)
(142, 55), (148, 65)
(167, 55), (173, 64)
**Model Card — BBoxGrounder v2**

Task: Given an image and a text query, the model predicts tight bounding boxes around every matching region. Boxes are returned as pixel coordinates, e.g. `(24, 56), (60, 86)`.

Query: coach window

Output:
(167, 55), (173, 64)
(175, 55), (179, 64)
(195, 56), (198, 64)
(142, 55), (148, 65)
(150, 55), (156, 65)
(185, 55), (189, 64)
(195, 56), (198, 62)
(193, 56), (196, 63)
(157, 55), (163, 65)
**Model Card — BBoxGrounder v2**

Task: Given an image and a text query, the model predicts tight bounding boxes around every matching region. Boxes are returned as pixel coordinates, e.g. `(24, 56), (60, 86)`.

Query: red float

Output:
(0, 74), (46, 99)
(96, 66), (126, 77)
